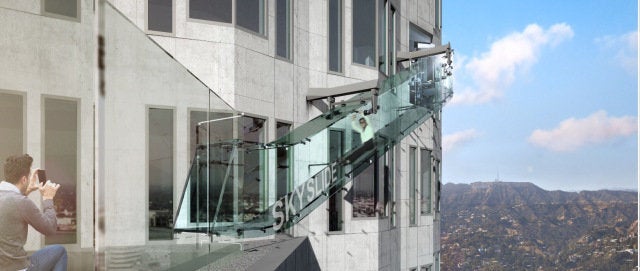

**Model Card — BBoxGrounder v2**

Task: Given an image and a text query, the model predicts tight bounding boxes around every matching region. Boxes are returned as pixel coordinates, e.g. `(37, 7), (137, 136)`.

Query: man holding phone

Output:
(0, 154), (67, 271)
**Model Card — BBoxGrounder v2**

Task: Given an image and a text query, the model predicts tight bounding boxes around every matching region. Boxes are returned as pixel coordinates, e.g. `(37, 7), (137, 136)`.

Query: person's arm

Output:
(351, 114), (362, 132)
(19, 196), (57, 236)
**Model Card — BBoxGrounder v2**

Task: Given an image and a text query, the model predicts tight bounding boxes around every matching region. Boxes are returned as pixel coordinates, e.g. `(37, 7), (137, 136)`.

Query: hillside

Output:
(440, 182), (638, 271)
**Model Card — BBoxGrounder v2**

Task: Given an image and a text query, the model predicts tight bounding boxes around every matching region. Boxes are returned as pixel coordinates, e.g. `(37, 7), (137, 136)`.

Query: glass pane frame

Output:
(0, 91), (26, 182)
(420, 148), (431, 215)
(352, 0), (376, 67)
(187, 0), (233, 24)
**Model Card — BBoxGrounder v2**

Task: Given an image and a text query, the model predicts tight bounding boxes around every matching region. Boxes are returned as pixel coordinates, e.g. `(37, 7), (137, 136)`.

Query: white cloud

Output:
(528, 110), (637, 152)
(451, 23), (574, 105)
(595, 31), (638, 74)
(443, 129), (480, 153)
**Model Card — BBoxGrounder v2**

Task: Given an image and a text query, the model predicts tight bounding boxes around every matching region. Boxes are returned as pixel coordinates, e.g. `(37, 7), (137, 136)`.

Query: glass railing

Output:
(174, 51), (453, 238)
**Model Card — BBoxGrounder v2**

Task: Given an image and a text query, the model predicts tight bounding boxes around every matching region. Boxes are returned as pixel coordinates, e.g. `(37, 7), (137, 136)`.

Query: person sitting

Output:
(0, 154), (67, 271)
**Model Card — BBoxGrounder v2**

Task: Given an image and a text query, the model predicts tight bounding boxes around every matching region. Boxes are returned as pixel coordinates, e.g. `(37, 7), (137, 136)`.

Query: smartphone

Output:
(36, 169), (46, 184)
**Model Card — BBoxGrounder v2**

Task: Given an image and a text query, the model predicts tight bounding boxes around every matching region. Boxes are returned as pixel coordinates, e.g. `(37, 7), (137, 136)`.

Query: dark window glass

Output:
(148, 0), (173, 33)
(420, 148), (431, 214)
(409, 23), (433, 52)
(329, 129), (344, 231)
(388, 6), (396, 75)
(276, 122), (291, 199)
(409, 147), (416, 225)
(189, 0), (232, 23)
(148, 108), (174, 240)
(328, 0), (342, 72)
(376, 153), (388, 216)
(237, 0), (265, 35)
(378, 0), (387, 74)
(44, 0), (78, 19)
(352, 0), (375, 66)
(276, 0), (291, 59)
(0, 93), (23, 181)
(44, 98), (78, 244)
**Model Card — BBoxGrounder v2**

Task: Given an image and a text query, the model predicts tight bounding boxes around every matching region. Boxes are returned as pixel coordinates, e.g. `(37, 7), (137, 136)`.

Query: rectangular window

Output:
(328, 0), (342, 72)
(352, 0), (376, 67)
(435, 0), (442, 30)
(376, 152), (388, 217)
(378, 0), (387, 74)
(420, 148), (431, 214)
(44, 97), (78, 245)
(276, 122), (292, 200)
(148, 108), (174, 240)
(239, 115), (266, 220)
(409, 147), (416, 225)
(42, 0), (79, 20)
(0, 92), (24, 181)
(148, 0), (173, 33)
(188, 111), (234, 223)
(389, 146), (396, 227)
(276, 0), (291, 59)
(328, 129), (344, 231)
(188, 0), (232, 23)
(388, 6), (396, 75)
(237, 0), (266, 35)
(352, 157), (375, 217)
(409, 23), (433, 52)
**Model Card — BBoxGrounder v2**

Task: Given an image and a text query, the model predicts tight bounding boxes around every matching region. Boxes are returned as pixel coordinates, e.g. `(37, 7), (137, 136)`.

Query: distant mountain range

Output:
(440, 182), (638, 271)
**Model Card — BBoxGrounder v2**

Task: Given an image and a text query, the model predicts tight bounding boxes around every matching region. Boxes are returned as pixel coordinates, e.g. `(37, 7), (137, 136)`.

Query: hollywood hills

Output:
(440, 181), (637, 271)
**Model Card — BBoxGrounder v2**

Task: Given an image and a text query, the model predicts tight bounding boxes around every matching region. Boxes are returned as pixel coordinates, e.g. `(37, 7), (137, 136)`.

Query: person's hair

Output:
(359, 117), (366, 123)
(4, 154), (33, 184)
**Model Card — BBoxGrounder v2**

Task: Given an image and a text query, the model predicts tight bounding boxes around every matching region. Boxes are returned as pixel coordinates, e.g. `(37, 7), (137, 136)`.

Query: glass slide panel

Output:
(44, 97), (78, 244)
(148, 108), (173, 240)
(328, 0), (342, 72)
(0, 93), (23, 181)
(189, 0), (232, 23)
(352, 0), (376, 66)
(420, 148), (431, 214)
(148, 0), (173, 33)
(44, 0), (78, 19)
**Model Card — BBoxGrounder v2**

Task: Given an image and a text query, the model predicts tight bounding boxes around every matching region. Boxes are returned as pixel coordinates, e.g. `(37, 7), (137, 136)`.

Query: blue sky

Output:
(441, 0), (638, 191)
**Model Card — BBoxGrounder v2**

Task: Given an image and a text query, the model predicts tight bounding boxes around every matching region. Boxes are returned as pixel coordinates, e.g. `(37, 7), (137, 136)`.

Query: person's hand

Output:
(26, 168), (41, 195)
(39, 180), (60, 200)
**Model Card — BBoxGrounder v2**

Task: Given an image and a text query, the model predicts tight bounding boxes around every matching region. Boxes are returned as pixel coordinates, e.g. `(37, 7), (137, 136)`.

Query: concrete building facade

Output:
(0, 0), (449, 270)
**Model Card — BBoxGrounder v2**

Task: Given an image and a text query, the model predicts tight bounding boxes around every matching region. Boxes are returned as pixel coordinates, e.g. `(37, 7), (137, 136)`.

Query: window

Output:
(276, 122), (292, 200)
(352, 157), (375, 217)
(378, 0), (387, 74)
(188, 0), (232, 23)
(435, 0), (442, 30)
(434, 159), (441, 212)
(388, 6), (396, 75)
(43, 97), (78, 245)
(328, 0), (343, 73)
(409, 23), (433, 52)
(276, 0), (292, 59)
(239, 115), (266, 220)
(389, 146), (396, 227)
(237, 0), (266, 35)
(188, 111), (234, 223)
(409, 147), (417, 225)
(148, 108), (174, 240)
(328, 129), (344, 231)
(352, 0), (376, 67)
(148, 0), (174, 33)
(0, 92), (24, 181)
(377, 152), (389, 217)
(420, 148), (431, 214)
(42, 0), (80, 20)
